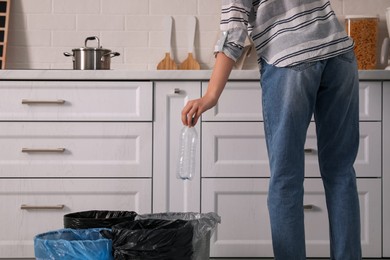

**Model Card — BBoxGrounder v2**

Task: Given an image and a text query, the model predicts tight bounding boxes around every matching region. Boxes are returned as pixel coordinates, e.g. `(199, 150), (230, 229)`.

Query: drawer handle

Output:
(174, 88), (181, 94)
(304, 148), (316, 154)
(22, 148), (66, 153)
(20, 204), (65, 210)
(22, 99), (66, 105)
(303, 204), (314, 210)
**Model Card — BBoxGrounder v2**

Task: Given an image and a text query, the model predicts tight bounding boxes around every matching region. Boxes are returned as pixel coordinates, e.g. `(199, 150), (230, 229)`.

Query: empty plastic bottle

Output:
(176, 126), (198, 180)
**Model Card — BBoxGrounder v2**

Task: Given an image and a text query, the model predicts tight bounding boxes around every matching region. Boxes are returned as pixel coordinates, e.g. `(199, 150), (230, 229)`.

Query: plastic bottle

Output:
(176, 126), (198, 180)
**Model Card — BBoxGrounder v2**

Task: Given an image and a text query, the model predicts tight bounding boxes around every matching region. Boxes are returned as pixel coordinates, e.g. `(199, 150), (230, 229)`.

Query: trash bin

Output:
(64, 210), (137, 229)
(136, 212), (221, 260)
(34, 228), (113, 260)
(102, 218), (194, 260)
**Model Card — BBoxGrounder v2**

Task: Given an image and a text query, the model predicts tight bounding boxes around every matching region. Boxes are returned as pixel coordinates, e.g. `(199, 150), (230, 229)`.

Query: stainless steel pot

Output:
(64, 36), (120, 70)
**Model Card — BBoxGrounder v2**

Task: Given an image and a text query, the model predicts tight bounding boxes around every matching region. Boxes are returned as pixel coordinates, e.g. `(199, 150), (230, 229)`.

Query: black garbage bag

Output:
(64, 210), (137, 229)
(136, 212), (221, 260)
(102, 219), (193, 260)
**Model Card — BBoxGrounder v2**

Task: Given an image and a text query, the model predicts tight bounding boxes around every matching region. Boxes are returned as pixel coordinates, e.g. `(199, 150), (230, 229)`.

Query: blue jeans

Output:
(260, 51), (361, 260)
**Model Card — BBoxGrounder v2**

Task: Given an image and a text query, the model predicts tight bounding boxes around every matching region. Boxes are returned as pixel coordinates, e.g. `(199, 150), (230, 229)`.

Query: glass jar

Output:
(345, 15), (379, 70)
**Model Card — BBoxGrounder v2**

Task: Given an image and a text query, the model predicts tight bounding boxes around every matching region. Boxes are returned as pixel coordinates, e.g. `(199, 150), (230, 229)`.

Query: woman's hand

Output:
(181, 95), (217, 127)
(181, 52), (235, 127)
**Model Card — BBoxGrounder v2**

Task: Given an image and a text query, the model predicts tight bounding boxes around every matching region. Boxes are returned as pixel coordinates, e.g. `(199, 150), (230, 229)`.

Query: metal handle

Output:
(22, 148), (66, 153)
(101, 52), (120, 61)
(85, 36), (101, 48)
(304, 204), (314, 210)
(63, 52), (73, 57)
(304, 148), (316, 154)
(174, 88), (181, 94)
(21, 204), (65, 210)
(22, 99), (66, 105)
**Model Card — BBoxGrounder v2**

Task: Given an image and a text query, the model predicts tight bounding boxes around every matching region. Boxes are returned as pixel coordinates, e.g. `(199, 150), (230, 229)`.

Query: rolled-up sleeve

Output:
(214, 0), (252, 62)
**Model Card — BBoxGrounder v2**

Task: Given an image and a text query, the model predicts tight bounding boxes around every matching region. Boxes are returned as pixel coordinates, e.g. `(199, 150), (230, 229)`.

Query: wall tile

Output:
(28, 14), (76, 30)
(77, 15), (125, 31)
(11, 0), (52, 14)
(53, 0), (100, 14)
(8, 30), (51, 46)
(149, 0), (197, 15)
(102, 0), (149, 15)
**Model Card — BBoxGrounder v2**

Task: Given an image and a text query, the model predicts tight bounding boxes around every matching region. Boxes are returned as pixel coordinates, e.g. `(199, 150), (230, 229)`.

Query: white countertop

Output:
(0, 69), (389, 81)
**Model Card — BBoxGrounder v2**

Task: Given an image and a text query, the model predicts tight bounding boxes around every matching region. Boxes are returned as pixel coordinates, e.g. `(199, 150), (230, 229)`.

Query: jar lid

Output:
(345, 15), (379, 19)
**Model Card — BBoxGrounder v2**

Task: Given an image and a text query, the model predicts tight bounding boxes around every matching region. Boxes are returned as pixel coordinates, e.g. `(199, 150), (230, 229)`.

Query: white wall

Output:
(5, 0), (390, 70)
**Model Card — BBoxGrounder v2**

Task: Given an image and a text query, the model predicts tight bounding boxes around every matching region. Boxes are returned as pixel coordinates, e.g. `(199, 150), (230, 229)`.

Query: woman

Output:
(181, 1), (361, 259)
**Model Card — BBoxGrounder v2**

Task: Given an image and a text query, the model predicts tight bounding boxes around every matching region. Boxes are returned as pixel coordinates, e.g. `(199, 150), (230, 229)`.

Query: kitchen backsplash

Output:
(5, 0), (390, 70)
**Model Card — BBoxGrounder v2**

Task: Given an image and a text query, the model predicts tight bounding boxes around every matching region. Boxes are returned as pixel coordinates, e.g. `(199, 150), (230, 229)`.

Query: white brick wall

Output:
(5, 0), (390, 70)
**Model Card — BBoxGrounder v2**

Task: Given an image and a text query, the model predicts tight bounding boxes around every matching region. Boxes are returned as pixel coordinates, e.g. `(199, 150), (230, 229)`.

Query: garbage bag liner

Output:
(64, 210), (137, 229)
(102, 219), (193, 260)
(136, 212), (221, 260)
(34, 228), (113, 260)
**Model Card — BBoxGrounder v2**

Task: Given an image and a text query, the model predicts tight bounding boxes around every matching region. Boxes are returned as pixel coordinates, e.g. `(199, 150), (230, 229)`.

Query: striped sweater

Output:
(215, 0), (354, 67)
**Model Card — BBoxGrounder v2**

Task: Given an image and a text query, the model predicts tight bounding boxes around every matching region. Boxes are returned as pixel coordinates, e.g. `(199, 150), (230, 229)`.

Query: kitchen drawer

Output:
(202, 122), (269, 178)
(0, 178), (152, 258)
(305, 122), (381, 178)
(202, 81), (262, 121)
(202, 81), (381, 122)
(202, 122), (380, 178)
(0, 81), (152, 121)
(0, 122), (152, 177)
(304, 179), (381, 258)
(202, 178), (381, 258)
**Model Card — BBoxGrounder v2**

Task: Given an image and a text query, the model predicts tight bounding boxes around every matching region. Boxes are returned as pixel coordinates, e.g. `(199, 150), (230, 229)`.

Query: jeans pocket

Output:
(286, 61), (317, 72)
(335, 50), (355, 63)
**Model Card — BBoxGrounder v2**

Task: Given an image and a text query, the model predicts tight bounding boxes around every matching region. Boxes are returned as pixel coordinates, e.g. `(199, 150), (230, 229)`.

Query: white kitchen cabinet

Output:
(383, 82), (390, 257)
(202, 122), (381, 178)
(0, 81), (153, 121)
(203, 81), (381, 122)
(153, 81), (201, 213)
(201, 80), (383, 258)
(202, 81), (262, 121)
(304, 122), (381, 178)
(0, 122), (152, 178)
(0, 80), (153, 259)
(0, 178), (151, 258)
(202, 122), (269, 178)
(202, 178), (381, 258)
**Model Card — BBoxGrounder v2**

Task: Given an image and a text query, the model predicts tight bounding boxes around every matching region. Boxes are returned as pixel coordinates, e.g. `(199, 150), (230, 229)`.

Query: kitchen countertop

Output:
(0, 69), (389, 81)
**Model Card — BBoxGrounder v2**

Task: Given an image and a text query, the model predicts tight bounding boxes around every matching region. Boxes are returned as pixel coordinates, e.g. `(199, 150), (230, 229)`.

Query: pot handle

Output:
(101, 52), (120, 61)
(85, 36), (101, 48)
(63, 52), (73, 57)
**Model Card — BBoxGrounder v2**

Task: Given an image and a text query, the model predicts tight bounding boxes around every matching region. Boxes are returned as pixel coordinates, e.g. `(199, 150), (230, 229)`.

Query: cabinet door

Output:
(153, 82), (201, 213)
(202, 81), (381, 122)
(359, 81), (382, 121)
(202, 122), (269, 177)
(202, 122), (380, 178)
(202, 178), (381, 258)
(304, 179), (381, 258)
(0, 81), (153, 121)
(202, 81), (262, 121)
(383, 82), (390, 257)
(0, 122), (152, 177)
(305, 122), (381, 178)
(0, 178), (151, 258)
(202, 178), (273, 258)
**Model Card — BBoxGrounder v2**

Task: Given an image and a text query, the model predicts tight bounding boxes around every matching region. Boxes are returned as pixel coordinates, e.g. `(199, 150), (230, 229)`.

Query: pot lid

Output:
(72, 36), (111, 51)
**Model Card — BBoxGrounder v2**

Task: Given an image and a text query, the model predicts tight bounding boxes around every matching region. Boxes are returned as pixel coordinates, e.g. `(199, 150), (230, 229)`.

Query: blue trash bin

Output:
(34, 228), (113, 260)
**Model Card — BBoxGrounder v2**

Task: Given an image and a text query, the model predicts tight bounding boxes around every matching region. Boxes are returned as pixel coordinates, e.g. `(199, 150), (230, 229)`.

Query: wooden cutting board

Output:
(0, 0), (10, 69)
(179, 16), (200, 70)
(157, 16), (177, 70)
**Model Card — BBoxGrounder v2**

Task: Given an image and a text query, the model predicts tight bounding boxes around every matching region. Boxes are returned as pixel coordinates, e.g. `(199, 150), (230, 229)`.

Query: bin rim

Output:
(34, 228), (111, 243)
